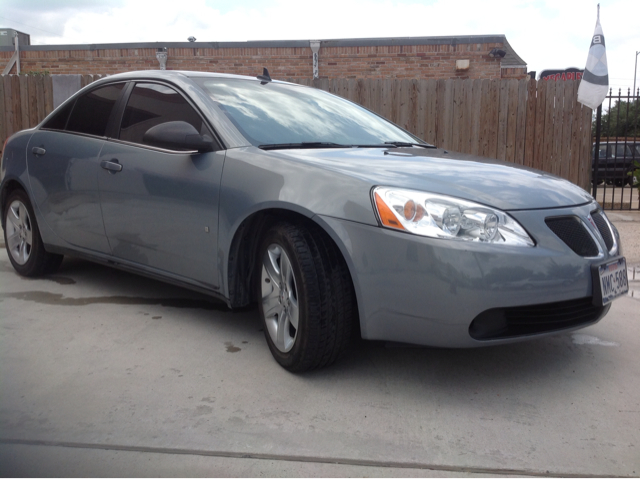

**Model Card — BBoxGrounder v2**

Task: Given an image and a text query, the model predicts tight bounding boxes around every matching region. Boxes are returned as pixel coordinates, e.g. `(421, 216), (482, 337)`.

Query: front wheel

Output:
(3, 189), (63, 276)
(257, 222), (355, 372)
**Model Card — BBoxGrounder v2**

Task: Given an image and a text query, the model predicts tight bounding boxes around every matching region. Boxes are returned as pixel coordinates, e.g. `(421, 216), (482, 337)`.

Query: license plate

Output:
(593, 257), (629, 306)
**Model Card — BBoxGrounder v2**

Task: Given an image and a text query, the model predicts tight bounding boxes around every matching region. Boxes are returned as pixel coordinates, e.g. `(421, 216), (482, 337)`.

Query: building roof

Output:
(0, 34), (527, 68)
(501, 38), (527, 68)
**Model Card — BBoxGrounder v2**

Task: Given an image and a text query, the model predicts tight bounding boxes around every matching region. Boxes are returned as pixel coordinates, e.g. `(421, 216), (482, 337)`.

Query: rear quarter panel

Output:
(1, 130), (35, 227)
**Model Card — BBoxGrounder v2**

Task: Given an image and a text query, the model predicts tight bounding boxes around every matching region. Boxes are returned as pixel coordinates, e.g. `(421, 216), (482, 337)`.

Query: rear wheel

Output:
(4, 189), (63, 276)
(257, 222), (354, 372)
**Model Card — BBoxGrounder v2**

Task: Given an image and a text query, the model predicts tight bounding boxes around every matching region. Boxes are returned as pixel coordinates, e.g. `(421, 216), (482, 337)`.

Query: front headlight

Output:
(373, 186), (535, 247)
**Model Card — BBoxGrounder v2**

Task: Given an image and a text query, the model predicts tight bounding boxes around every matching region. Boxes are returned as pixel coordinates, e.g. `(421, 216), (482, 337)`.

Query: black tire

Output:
(256, 222), (354, 372)
(3, 189), (63, 277)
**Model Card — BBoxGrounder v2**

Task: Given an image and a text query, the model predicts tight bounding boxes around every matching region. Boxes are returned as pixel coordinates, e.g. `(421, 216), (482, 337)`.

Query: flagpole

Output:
(634, 51), (639, 97)
(593, 105), (602, 199)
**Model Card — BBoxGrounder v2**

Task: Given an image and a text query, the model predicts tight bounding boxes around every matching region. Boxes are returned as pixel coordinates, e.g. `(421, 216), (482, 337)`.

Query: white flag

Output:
(577, 5), (609, 109)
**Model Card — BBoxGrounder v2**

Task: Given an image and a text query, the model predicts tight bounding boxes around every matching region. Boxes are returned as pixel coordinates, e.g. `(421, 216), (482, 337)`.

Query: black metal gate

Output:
(591, 88), (640, 210)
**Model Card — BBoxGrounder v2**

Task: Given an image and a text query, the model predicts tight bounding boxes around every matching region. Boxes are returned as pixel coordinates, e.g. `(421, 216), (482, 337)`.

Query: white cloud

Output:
(3, 0), (639, 90)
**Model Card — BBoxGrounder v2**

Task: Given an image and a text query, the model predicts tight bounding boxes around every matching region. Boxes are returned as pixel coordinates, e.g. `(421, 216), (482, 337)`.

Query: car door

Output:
(26, 82), (126, 254)
(97, 82), (225, 291)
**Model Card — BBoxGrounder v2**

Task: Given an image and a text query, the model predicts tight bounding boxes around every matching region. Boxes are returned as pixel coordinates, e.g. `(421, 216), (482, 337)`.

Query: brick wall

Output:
(0, 37), (528, 80)
(501, 67), (529, 79)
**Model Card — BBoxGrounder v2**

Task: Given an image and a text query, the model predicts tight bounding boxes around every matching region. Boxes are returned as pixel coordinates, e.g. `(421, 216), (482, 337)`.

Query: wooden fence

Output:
(1, 74), (51, 143)
(0, 75), (593, 190)
(0, 74), (103, 144)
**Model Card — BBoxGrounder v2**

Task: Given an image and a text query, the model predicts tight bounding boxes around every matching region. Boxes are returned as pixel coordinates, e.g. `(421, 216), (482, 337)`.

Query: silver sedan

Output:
(1, 70), (629, 371)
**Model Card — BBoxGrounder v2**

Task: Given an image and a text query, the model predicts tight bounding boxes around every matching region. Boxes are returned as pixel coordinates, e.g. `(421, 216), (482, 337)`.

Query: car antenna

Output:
(257, 67), (272, 84)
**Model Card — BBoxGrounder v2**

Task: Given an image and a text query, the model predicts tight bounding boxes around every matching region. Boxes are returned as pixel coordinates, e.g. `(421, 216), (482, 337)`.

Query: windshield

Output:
(193, 78), (420, 147)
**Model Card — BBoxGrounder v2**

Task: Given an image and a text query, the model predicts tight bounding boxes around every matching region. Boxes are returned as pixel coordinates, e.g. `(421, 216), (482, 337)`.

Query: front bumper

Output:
(319, 201), (618, 348)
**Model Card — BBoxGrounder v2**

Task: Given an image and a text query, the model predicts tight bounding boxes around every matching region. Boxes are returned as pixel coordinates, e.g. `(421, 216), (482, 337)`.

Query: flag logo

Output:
(577, 5), (609, 109)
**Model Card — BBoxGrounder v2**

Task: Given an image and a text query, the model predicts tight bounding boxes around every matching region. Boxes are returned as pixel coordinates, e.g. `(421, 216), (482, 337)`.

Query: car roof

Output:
(99, 69), (298, 86)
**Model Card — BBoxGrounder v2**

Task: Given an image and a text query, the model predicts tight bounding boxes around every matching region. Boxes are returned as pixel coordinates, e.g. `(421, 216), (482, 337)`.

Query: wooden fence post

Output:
(0, 76), (6, 147)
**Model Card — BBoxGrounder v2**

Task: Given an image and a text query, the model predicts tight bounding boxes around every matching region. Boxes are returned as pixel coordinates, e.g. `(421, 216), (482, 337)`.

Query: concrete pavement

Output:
(0, 211), (639, 477)
(607, 210), (640, 299)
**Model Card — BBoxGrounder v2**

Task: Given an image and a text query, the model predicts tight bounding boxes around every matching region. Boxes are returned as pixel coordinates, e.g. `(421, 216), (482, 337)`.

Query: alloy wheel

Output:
(6, 200), (33, 265)
(260, 244), (299, 352)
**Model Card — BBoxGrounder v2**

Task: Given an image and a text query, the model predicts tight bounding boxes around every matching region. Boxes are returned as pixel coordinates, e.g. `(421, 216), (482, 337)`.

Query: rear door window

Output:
(42, 101), (75, 131)
(65, 83), (125, 137)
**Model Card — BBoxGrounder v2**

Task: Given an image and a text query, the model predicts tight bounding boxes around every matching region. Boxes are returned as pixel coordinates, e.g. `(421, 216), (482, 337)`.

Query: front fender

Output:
(217, 146), (378, 301)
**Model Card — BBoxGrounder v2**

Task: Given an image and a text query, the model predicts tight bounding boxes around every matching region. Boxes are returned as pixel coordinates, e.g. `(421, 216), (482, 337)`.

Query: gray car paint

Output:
(26, 130), (111, 254)
(317, 204), (612, 347)
(215, 142), (613, 346)
(97, 141), (225, 290)
(265, 147), (595, 211)
(0, 71), (621, 349)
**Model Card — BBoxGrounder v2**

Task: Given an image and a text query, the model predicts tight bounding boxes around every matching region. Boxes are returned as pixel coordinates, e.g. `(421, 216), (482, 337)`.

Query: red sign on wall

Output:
(539, 68), (584, 81)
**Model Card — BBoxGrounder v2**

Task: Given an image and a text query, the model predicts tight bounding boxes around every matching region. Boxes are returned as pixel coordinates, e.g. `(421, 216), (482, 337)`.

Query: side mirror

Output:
(143, 121), (215, 153)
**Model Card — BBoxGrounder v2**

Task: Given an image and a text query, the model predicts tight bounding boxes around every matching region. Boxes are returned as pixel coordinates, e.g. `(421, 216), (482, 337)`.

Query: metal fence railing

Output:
(591, 88), (640, 210)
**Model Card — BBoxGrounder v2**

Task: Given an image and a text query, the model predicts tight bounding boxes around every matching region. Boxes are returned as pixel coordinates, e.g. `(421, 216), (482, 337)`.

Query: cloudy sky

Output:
(1, 0), (639, 91)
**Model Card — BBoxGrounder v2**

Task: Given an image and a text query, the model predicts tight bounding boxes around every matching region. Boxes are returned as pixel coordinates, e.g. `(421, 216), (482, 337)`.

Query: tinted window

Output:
(66, 83), (125, 137)
(119, 83), (206, 145)
(193, 78), (418, 147)
(42, 101), (74, 130)
(614, 145), (631, 157)
(603, 145), (632, 158)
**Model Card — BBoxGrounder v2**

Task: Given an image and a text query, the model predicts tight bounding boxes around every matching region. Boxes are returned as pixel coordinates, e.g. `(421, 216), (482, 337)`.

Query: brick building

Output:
(0, 34), (527, 80)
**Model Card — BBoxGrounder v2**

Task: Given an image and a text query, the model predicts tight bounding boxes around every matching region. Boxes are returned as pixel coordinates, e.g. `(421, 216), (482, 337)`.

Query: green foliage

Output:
(592, 98), (640, 137)
(628, 160), (640, 193)
(19, 70), (50, 76)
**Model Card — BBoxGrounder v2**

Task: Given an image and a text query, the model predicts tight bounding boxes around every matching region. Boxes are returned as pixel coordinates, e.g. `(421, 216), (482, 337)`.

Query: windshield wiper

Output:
(258, 141), (437, 150)
(258, 142), (345, 150)
(384, 141), (437, 149)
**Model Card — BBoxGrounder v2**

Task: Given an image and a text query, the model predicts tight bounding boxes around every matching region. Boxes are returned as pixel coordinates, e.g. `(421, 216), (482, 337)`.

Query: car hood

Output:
(273, 147), (594, 211)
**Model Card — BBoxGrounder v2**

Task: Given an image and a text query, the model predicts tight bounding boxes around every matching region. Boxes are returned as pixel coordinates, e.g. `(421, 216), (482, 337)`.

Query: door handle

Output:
(100, 159), (123, 173)
(31, 147), (46, 156)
